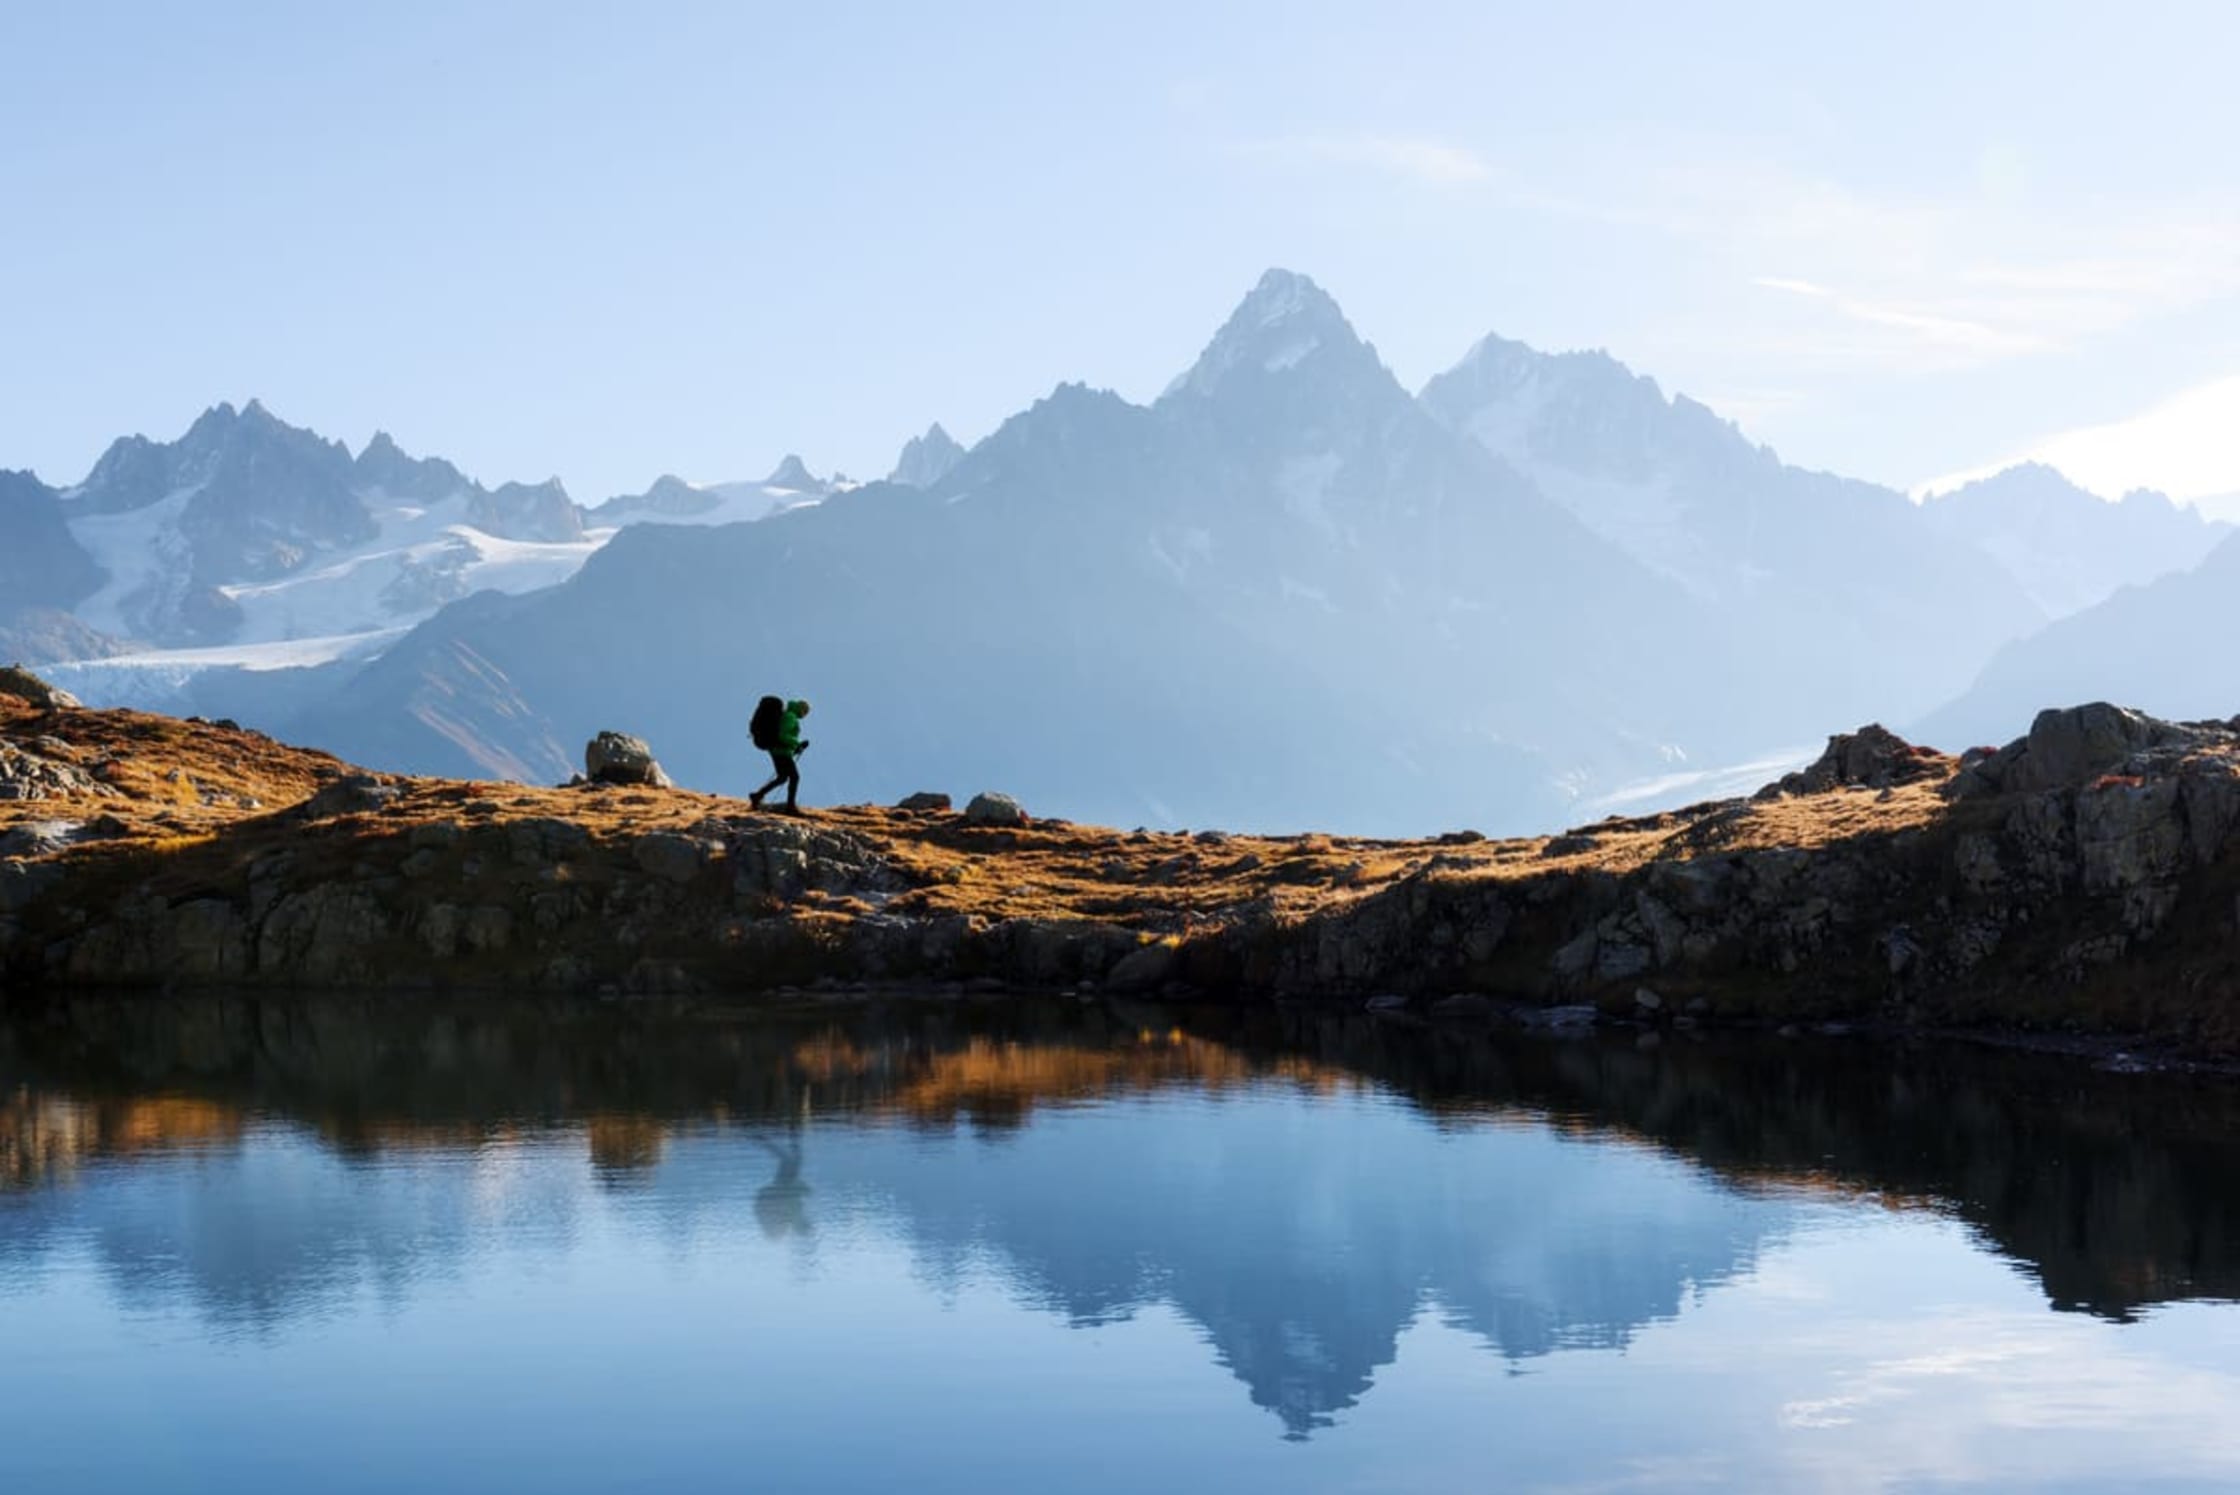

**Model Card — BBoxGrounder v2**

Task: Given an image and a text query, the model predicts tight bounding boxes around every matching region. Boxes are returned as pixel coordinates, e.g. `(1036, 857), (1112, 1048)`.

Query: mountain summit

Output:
(1919, 463), (2228, 617)
(889, 423), (966, 488)
(764, 454), (827, 492)
(1162, 269), (1385, 405)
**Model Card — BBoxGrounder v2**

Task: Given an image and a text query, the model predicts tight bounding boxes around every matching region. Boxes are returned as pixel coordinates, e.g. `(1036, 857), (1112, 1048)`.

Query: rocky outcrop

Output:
(1948, 702), (2237, 799)
(6, 700), (2240, 1056)
(0, 741), (115, 803)
(0, 665), (82, 712)
(1759, 723), (1945, 798)
(584, 732), (673, 789)
(1220, 708), (2240, 1046)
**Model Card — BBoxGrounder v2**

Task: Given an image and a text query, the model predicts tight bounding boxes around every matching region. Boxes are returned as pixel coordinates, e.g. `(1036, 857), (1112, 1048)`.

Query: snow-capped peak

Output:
(764, 454), (826, 492)
(1238, 267), (1337, 328)
(1161, 268), (1378, 402)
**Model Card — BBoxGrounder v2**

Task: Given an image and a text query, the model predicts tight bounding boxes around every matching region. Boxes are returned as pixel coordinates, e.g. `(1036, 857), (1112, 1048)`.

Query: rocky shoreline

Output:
(4, 675), (2239, 1058)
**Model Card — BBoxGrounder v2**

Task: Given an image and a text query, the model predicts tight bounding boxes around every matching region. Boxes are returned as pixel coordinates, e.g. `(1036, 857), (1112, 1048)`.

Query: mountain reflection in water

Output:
(4, 994), (2240, 1451)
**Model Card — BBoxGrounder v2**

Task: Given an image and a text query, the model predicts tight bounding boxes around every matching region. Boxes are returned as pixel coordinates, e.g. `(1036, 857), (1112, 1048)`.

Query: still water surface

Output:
(5, 996), (2240, 1492)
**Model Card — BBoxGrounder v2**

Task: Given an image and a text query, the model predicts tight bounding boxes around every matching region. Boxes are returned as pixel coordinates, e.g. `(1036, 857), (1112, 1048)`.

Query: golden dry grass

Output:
(1, 697), (1968, 932)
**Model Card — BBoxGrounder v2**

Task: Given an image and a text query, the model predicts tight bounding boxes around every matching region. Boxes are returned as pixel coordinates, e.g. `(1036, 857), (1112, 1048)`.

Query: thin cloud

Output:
(1830, 300), (2051, 356)
(1755, 275), (2053, 359)
(1559, 149), (2240, 375)
(1918, 374), (2240, 502)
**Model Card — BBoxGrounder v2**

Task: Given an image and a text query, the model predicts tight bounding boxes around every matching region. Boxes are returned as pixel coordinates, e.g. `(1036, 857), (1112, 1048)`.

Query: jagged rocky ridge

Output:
(4, 674), (2239, 1055)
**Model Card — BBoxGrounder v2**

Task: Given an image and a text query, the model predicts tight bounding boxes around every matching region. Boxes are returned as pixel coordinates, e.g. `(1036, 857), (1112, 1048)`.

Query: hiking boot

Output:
(749, 791), (765, 810)
(781, 803), (805, 817)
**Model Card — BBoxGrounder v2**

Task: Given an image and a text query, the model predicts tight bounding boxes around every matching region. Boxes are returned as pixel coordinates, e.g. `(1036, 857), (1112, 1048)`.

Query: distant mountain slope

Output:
(0, 469), (103, 615)
(294, 589), (573, 784)
(1419, 334), (2044, 723)
(1914, 530), (2240, 750)
(1918, 463), (2229, 616)
(285, 273), (1801, 833)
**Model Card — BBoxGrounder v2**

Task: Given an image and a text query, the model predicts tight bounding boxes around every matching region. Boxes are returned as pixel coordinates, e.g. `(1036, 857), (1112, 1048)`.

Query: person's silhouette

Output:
(750, 698), (812, 815)
(753, 1132), (812, 1240)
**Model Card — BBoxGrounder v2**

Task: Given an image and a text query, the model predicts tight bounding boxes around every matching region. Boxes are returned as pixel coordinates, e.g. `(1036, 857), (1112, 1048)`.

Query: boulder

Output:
(0, 819), (82, 858)
(296, 773), (403, 819)
(963, 792), (1028, 827)
(897, 792), (952, 813)
(585, 731), (674, 789)
(1963, 703), (2232, 797)
(1104, 939), (1179, 992)
(1760, 723), (1943, 798)
(2015, 703), (2163, 790)
(0, 664), (81, 711)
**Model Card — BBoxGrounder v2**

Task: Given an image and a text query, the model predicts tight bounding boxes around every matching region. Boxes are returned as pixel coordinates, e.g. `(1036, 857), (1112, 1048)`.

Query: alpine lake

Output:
(6, 992), (2240, 1493)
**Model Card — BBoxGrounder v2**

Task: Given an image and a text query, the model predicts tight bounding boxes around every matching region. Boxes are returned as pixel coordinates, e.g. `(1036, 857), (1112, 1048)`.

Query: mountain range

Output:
(4, 269), (2231, 833)
(1916, 524), (2240, 750)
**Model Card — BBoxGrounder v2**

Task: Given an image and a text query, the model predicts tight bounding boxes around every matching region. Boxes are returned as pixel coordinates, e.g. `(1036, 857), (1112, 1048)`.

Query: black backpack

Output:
(749, 694), (785, 749)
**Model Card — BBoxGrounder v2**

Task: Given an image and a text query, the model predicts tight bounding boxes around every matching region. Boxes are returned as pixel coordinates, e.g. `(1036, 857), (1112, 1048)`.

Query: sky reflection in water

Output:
(4, 996), (2240, 1493)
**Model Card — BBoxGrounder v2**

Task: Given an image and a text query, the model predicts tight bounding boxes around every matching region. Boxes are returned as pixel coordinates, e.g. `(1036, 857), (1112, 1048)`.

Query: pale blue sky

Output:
(6, 1), (2238, 501)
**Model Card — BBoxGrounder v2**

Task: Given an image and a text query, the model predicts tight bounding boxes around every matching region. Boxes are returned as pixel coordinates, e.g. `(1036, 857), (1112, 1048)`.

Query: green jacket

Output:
(775, 707), (806, 754)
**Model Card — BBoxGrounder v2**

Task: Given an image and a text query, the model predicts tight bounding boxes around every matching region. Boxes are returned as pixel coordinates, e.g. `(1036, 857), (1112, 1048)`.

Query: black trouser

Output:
(753, 750), (800, 806)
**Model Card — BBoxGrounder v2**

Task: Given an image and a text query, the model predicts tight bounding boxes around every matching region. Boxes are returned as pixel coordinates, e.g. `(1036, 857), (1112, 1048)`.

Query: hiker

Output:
(748, 695), (811, 813)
